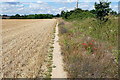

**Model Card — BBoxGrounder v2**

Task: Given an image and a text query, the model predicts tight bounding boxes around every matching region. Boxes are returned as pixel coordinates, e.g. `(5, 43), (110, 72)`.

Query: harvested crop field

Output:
(1, 19), (57, 78)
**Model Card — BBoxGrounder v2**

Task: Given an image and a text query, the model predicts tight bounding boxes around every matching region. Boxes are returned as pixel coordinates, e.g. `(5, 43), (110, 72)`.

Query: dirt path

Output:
(51, 22), (67, 78)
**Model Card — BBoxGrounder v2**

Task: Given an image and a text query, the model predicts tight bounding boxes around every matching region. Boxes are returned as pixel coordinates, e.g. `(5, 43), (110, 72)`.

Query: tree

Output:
(56, 14), (60, 17)
(90, 9), (96, 14)
(15, 14), (20, 18)
(95, 0), (111, 21)
(110, 11), (117, 15)
(74, 8), (83, 13)
(61, 10), (66, 18)
(61, 10), (68, 19)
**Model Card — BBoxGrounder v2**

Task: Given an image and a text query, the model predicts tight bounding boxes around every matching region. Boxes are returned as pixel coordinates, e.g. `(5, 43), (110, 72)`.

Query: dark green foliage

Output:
(95, 1), (111, 21)
(10, 14), (21, 19)
(90, 9), (96, 14)
(60, 1), (116, 22)
(110, 10), (117, 15)
(10, 14), (54, 19)
(69, 11), (95, 20)
(61, 8), (95, 20)
(15, 14), (20, 17)
(55, 14), (60, 17)
(61, 10), (71, 19)
(61, 11), (66, 18)
(2, 15), (8, 17)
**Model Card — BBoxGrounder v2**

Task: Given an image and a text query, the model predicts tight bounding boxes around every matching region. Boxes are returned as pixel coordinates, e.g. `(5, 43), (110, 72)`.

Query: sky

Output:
(0, 0), (119, 15)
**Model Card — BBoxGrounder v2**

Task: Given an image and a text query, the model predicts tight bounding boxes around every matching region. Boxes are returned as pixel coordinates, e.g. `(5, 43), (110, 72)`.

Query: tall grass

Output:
(58, 16), (118, 78)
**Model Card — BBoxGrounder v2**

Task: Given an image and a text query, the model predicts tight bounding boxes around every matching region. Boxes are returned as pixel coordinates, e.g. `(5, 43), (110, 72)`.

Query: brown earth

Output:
(51, 22), (67, 78)
(1, 19), (57, 78)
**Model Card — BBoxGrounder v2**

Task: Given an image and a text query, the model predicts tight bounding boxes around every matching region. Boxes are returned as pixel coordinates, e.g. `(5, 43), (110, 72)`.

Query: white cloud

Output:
(0, 0), (16, 2)
(110, 4), (118, 12)
(1, 1), (118, 15)
(40, 0), (119, 2)
(67, 0), (77, 2)
(78, 3), (91, 10)
(36, 1), (45, 3)
(1, 2), (59, 15)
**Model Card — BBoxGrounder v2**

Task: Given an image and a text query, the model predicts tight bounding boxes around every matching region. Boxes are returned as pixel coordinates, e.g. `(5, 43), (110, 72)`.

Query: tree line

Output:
(9, 14), (55, 19)
(2, 0), (118, 20)
(1, 14), (61, 19)
(60, 0), (118, 22)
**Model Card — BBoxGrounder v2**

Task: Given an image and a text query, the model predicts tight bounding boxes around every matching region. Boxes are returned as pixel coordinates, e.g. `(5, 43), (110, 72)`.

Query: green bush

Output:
(10, 14), (54, 19)
(68, 12), (95, 20)
(61, 8), (95, 20)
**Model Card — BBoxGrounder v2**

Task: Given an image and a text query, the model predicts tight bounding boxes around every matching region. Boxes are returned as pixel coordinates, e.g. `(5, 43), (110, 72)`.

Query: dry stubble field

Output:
(1, 19), (57, 78)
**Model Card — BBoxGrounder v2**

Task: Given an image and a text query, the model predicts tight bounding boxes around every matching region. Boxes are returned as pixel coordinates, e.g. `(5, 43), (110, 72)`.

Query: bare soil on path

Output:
(51, 22), (67, 78)
(1, 19), (56, 78)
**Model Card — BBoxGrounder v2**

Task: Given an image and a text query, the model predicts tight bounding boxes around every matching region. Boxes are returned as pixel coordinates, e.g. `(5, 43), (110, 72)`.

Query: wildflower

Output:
(89, 43), (93, 45)
(93, 47), (97, 50)
(92, 40), (95, 42)
(82, 43), (87, 46)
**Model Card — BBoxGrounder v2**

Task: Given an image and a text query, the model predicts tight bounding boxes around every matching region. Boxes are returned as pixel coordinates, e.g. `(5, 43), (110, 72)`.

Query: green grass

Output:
(58, 16), (118, 78)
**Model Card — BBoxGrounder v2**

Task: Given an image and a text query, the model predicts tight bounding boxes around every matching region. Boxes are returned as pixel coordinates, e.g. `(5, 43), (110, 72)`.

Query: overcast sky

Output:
(0, 0), (119, 15)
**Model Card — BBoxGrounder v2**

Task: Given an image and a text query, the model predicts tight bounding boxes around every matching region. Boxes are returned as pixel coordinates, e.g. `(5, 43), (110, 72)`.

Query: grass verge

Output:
(58, 17), (118, 78)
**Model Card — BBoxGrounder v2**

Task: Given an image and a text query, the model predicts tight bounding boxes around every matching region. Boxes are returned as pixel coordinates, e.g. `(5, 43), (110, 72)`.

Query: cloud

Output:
(67, 0), (77, 2)
(78, 2), (94, 10)
(0, 0), (16, 2)
(110, 4), (118, 12)
(37, 1), (43, 3)
(1, 2), (60, 15)
(40, 0), (119, 2)
(1, 1), (118, 15)
(1, 2), (25, 15)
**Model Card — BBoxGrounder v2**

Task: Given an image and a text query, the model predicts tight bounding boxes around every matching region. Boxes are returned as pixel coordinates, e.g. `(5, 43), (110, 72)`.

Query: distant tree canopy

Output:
(10, 14), (54, 19)
(60, 0), (117, 21)
(56, 14), (60, 17)
(94, 0), (111, 21)
(110, 10), (117, 15)
(61, 8), (95, 20)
